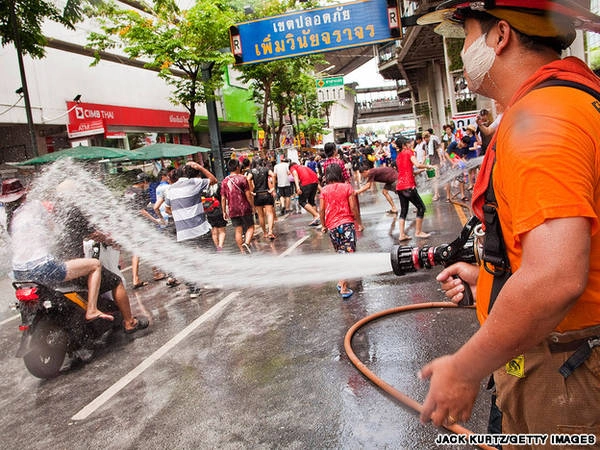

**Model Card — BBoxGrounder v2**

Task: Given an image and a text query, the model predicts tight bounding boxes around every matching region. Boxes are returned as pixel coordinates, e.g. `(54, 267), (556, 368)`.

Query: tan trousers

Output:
(494, 332), (600, 450)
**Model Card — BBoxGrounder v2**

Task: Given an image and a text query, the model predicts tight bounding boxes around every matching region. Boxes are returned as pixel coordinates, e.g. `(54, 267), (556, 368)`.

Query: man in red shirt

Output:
(221, 159), (255, 254)
(289, 162), (321, 226)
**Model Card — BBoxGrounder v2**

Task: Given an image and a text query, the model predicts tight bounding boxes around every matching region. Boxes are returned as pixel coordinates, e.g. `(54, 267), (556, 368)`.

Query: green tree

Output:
(297, 116), (326, 146)
(237, 59), (286, 152)
(1, 0), (88, 156)
(1, 0), (86, 57)
(270, 58), (321, 144)
(87, 0), (237, 145)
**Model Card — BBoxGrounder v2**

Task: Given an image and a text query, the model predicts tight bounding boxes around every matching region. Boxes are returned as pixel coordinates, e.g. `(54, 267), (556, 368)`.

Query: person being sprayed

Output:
(394, 136), (433, 240)
(319, 164), (362, 299)
(3, 179), (112, 322)
(53, 179), (149, 334)
(416, 0), (600, 441)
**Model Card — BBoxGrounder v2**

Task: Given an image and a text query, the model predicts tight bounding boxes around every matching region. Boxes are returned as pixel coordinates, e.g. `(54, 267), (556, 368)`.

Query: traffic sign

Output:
(317, 86), (345, 102)
(230, 0), (401, 65)
(315, 76), (344, 89)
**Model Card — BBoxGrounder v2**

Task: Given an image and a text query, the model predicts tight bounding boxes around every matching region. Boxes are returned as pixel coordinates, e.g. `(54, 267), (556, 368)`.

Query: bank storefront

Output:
(66, 101), (191, 149)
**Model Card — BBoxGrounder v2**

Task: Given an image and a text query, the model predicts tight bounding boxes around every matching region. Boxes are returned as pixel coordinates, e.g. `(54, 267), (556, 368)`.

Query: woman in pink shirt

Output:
(319, 164), (362, 299)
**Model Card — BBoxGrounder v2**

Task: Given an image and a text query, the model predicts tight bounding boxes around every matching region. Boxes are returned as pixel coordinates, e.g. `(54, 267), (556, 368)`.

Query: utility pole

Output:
(9, 0), (38, 157)
(201, 63), (225, 180)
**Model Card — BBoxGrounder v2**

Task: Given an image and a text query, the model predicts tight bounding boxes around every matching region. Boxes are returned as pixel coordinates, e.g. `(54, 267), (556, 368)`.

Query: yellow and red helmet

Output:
(417, 0), (600, 46)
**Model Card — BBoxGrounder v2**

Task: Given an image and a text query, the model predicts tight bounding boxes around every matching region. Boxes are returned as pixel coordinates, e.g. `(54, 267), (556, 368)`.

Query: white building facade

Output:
(0, 3), (256, 163)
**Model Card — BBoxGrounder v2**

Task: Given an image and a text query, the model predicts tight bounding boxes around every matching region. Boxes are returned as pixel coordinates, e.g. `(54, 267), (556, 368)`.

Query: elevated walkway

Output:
(355, 86), (414, 123)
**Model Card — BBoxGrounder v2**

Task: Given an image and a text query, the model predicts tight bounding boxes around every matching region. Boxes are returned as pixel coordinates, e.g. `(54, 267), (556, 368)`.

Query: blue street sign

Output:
(230, 0), (401, 65)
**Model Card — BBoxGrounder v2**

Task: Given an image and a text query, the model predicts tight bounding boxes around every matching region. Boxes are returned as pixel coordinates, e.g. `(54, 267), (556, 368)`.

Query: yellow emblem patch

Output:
(506, 355), (525, 378)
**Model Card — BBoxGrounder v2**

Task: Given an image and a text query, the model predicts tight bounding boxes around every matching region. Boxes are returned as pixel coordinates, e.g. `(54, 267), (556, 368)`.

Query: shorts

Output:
(254, 191), (275, 207)
(277, 185), (293, 198)
(99, 267), (122, 293)
(383, 181), (396, 191)
(328, 222), (357, 253)
(230, 214), (254, 232)
(207, 209), (227, 228)
(13, 256), (67, 285)
(298, 183), (318, 207)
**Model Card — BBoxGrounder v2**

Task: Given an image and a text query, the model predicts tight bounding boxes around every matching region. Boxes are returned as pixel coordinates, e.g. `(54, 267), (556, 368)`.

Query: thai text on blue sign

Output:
(230, 0), (401, 65)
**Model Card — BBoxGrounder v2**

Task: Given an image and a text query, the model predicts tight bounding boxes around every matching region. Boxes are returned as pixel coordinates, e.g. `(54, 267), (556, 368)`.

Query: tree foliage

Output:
(1, 0), (87, 58)
(87, 0), (238, 144)
(235, 0), (328, 151)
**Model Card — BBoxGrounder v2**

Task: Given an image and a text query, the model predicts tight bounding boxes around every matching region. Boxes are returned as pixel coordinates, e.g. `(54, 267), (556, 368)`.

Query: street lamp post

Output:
(10, 0), (38, 157)
(201, 62), (225, 180)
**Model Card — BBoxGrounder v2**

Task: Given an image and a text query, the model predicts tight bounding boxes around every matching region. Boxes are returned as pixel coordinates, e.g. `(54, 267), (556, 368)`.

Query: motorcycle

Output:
(13, 278), (123, 379)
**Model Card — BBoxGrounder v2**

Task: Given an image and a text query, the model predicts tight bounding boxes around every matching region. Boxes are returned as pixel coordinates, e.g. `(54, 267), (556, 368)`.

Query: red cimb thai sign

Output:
(66, 102), (189, 129)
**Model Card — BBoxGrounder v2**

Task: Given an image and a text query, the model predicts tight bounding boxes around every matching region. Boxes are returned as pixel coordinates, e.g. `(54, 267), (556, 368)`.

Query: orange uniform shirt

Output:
(476, 85), (600, 332)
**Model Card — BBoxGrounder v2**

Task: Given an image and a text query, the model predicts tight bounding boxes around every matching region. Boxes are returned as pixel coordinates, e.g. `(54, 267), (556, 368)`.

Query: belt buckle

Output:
(587, 337), (600, 349)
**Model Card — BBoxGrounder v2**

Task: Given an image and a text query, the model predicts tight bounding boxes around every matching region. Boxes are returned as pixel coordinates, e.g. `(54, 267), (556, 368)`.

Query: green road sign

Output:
(315, 76), (344, 88)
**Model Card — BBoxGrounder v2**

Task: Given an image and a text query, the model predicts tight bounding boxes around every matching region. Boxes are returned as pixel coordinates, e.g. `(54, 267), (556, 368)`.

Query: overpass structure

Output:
(355, 86), (415, 124)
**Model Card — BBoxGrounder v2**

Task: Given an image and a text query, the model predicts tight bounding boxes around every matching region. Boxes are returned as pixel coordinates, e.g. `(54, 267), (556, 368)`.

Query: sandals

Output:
(385, 209), (398, 214)
(153, 272), (166, 281)
(86, 312), (114, 322)
(166, 277), (179, 287)
(124, 316), (149, 334)
(340, 289), (354, 299)
(133, 281), (148, 289)
(266, 233), (276, 240)
(337, 284), (353, 299)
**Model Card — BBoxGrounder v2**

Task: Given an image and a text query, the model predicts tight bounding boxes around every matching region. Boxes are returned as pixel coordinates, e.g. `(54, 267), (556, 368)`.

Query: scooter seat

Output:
(54, 283), (87, 294)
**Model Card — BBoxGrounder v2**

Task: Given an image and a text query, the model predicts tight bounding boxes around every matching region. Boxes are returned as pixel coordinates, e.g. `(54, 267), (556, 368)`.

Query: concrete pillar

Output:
(566, 30), (586, 62)
(443, 37), (458, 118)
(432, 60), (446, 132)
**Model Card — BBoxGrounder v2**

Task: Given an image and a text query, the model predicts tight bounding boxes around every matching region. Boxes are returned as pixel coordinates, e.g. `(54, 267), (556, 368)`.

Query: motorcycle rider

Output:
(4, 178), (148, 333)
(54, 179), (149, 334)
(4, 178), (112, 323)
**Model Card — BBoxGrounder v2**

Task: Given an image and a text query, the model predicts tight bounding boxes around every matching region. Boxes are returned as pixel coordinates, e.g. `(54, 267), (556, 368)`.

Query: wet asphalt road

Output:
(0, 187), (489, 449)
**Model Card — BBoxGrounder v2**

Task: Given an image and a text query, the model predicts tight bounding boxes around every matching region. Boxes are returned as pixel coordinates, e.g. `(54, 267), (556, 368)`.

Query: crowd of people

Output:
(112, 132), (493, 299)
(3, 128), (472, 305)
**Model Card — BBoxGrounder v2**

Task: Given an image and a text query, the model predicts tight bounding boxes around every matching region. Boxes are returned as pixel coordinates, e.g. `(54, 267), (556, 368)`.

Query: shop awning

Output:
(127, 143), (210, 160)
(18, 146), (139, 165)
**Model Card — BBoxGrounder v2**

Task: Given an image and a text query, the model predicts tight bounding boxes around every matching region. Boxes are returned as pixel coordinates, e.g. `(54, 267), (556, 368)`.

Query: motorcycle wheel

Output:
(23, 319), (69, 379)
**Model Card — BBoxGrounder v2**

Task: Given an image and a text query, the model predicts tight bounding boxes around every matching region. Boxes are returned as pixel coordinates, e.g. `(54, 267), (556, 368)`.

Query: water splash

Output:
(416, 157), (483, 193)
(2, 160), (391, 289)
(437, 157), (483, 187)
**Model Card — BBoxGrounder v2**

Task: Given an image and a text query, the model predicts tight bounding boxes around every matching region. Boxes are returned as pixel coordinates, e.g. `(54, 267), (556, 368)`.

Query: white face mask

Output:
(460, 33), (495, 91)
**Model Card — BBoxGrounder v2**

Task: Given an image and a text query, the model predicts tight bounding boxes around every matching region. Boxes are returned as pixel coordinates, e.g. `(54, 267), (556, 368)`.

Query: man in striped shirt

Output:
(165, 161), (217, 243)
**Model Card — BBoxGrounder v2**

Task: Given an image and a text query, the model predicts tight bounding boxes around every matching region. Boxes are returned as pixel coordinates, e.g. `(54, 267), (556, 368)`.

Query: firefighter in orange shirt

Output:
(417, 1), (600, 444)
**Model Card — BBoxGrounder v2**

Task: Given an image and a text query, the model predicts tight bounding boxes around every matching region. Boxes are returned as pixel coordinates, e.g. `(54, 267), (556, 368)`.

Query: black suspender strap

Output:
(481, 148), (512, 313)
(533, 78), (600, 101)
